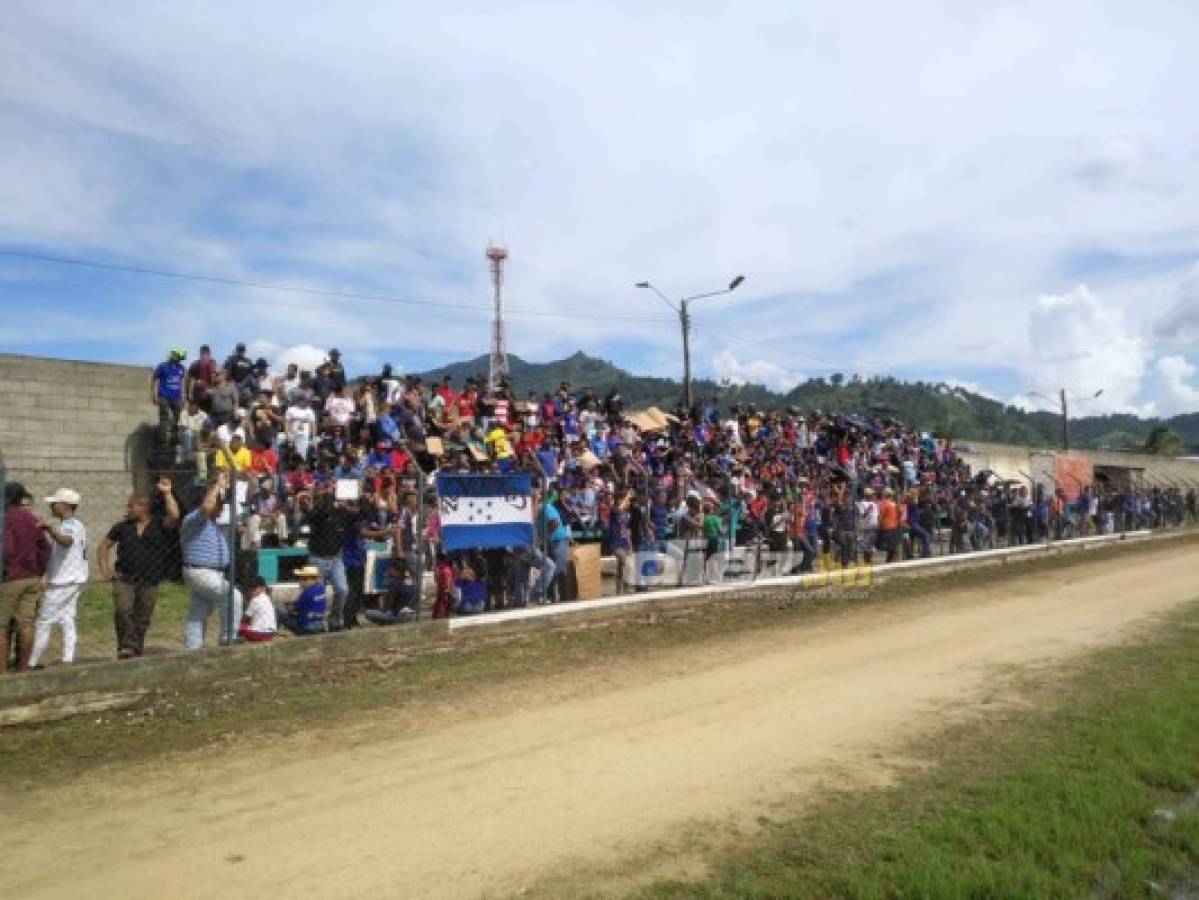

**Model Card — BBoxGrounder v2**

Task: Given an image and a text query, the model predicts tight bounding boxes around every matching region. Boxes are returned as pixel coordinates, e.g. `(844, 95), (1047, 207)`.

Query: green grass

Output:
(634, 606), (1199, 900)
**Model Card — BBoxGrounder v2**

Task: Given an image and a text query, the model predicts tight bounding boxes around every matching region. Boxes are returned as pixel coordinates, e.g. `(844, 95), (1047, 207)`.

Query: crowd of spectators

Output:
(143, 342), (1199, 630)
(6, 342), (1195, 672)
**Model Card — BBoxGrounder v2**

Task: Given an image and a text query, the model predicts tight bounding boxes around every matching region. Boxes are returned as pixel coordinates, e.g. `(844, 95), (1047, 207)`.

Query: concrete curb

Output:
(0, 528), (1186, 705)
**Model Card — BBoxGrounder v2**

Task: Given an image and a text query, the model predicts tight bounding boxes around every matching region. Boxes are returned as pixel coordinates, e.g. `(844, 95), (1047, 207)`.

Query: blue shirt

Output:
(540, 501), (570, 543)
(154, 361), (186, 402)
(294, 584), (327, 632)
(180, 509), (229, 567)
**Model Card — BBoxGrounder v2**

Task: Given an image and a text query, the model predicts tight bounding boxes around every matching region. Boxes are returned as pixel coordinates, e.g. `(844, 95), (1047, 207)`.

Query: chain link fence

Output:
(3, 457), (1197, 673)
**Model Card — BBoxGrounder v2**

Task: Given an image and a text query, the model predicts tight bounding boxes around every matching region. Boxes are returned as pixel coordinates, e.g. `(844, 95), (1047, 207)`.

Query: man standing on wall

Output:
(97, 476), (181, 658)
(1, 483), (51, 674)
(152, 349), (187, 446)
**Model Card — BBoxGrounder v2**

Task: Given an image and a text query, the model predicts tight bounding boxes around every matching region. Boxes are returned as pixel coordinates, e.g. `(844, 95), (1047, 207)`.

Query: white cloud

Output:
(1021, 285), (1152, 415)
(1154, 355), (1199, 417)
(711, 349), (802, 392)
(243, 341), (328, 377)
(1, 1), (1199, 412)
(1155, 262), (1199, 351)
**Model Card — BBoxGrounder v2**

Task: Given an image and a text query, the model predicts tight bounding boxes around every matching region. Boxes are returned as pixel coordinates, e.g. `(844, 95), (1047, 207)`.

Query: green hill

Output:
(417, 352), (1199, 453)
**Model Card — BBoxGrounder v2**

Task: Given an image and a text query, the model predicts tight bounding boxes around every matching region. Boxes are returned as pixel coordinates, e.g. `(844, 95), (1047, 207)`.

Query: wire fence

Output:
(2, 457), (1197, 672)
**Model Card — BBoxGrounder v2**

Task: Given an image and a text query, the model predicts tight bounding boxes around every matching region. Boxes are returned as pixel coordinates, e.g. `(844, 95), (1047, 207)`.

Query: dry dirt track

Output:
(7, 542), (1199, 900)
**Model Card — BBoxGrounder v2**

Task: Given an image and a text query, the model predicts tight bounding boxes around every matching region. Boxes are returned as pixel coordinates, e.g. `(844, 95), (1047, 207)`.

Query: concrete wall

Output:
(956, 440), (1199, 491)
(0, 354), (158, 567)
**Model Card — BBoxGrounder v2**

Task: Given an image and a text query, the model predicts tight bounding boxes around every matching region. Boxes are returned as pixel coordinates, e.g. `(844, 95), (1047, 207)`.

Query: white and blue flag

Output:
(436, 473), (535, 551)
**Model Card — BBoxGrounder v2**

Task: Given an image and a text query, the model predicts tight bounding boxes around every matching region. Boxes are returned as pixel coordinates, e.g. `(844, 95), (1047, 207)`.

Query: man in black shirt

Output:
(224, 342), (254, 384)
(302, 490), (353, 629)
(97, 477), (181, 658)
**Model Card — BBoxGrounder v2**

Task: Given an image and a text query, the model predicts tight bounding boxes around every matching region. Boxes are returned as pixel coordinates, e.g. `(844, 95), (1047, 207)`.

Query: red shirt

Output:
(3, 506), (51, 581)
(456, 391), (476, 420)
(251, 448), (278, 475)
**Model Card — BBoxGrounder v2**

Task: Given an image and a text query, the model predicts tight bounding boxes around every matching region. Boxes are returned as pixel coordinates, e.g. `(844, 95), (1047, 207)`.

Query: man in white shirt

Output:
(29, 488), (88, 668)
(324, 385), (356, 429)
(856, 487), (880, 563)
(285, 398), (317, 462)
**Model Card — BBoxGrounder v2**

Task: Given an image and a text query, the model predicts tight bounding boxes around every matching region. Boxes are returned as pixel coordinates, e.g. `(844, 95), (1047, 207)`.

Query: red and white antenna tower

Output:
(486, 242), (509, 393)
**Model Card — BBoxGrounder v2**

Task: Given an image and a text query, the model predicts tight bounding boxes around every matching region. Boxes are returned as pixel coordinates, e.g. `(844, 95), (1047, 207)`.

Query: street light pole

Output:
(1026, 387), (1103, 452)
(1061, 387), (1070, 452)
(636, 275), (745, 415)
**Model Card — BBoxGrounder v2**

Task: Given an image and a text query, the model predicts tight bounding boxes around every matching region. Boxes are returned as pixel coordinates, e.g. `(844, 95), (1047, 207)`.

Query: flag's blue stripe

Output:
(441, 522), (535, 552)
(436, 473), (532, 499)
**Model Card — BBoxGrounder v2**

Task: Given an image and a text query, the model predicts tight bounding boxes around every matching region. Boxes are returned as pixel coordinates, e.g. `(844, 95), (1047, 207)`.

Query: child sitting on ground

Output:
(276, 566), (327, 635)
(238, 576), (277, 642)
(363, 557), (418, 625)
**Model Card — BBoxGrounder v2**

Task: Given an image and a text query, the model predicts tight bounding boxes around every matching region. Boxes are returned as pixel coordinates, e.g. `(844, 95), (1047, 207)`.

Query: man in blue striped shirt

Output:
(180, 471), (243, 649)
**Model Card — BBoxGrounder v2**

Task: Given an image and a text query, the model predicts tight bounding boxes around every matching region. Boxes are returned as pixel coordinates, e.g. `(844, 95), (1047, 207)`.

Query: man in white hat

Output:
(29, 488), (87, 668)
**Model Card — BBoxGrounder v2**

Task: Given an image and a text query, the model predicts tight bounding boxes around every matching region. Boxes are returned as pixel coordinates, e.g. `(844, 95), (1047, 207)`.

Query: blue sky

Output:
(2, 0), (1199, 416)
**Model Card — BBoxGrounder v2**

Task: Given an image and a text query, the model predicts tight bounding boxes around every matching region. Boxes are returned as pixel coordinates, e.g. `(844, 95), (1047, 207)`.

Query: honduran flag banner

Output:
(435, 473), (535, 551)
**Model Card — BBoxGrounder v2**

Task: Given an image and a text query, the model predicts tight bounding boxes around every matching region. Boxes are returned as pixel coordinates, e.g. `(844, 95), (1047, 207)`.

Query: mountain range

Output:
(417, 352), (1199, 453)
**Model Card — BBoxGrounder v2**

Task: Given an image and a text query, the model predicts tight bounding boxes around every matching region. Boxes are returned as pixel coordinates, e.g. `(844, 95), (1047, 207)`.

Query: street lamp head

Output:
(635, 281), (650, 289)
(1093, 388), (1105, 399)
(728, 275), (745, 291)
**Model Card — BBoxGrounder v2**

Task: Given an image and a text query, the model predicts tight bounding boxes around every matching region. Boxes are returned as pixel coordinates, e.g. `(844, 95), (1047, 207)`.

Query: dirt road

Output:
(8, 543), (1199, 899)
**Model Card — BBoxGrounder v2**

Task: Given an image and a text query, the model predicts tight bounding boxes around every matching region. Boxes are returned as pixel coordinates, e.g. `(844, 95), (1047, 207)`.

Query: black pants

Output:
(344, 565), (365, 627)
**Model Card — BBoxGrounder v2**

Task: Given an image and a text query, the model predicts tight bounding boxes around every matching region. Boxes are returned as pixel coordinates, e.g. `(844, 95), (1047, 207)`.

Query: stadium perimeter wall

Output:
(0, 353), (156, 570)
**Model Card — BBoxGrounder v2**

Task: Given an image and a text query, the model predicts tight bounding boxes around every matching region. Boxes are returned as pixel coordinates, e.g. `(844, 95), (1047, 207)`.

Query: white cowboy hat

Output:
(44, 488), (81, 506)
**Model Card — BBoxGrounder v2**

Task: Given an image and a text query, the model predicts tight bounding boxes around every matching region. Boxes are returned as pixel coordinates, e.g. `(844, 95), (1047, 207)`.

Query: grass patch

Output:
(632, 604), (1199, 900)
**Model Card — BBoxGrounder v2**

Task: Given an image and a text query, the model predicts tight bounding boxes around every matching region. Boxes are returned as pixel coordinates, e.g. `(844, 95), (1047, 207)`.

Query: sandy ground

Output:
(7, 542), (1199, 899)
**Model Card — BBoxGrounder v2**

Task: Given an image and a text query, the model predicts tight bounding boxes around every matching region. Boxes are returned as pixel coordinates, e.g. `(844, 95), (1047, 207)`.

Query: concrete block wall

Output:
(0, 354), (160, 570)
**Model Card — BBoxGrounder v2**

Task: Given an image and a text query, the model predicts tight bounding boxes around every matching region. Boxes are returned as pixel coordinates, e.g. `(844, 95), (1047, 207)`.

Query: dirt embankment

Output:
(6, 543), (1198, 899)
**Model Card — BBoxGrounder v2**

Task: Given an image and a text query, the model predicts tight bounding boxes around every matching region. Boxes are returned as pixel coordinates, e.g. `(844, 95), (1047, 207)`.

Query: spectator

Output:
(324, 384), (356, 430)
(208, 369), (239, 426)
(276, 566), (326, 635)
(224, 342), (254, 385)
(536, 486), (572, 602)
(285, 396), (317, 462)
(178, 399), (209, 470)
(238, 577), (277, 642)
(433, 553), (454, 618)
(245, 479), (288, 549)
(185, 344), (217, 409)
(28, 488), (88, 669)
(97, 477), (182, 658)
(1, 482), (51, 674)
(214, 432), (252, 474)
(152, 348), (187, 445)
(327, 349), (347, 392)
(302, 491), (353, 630)
(179, 472), (243, 650)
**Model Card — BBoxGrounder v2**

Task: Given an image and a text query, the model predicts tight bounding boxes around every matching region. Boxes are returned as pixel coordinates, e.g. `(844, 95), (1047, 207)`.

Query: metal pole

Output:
(1060, 388), (1070, 452)
(414, 466), (426, 620)
(221, 450), (239, 646)
(680, 302), (693, 413)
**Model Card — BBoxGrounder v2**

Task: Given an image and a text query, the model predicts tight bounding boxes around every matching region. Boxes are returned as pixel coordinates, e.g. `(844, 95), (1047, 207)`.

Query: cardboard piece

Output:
(624, 406), (674, 433)
(335, 479), (361, 501)
(425, 436), (445, 457)
(469, 444), (490, 463)
(567, 542), (603, 601)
